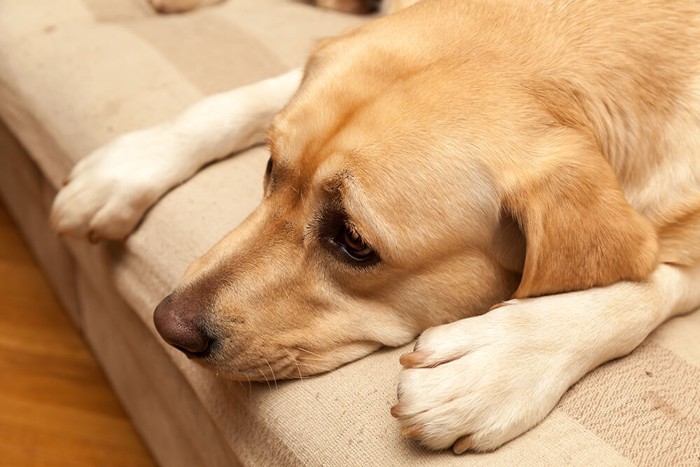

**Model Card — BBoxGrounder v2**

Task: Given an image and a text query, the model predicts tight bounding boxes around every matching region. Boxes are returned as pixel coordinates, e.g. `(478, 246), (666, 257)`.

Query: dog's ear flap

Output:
(503, 136), (658, 298)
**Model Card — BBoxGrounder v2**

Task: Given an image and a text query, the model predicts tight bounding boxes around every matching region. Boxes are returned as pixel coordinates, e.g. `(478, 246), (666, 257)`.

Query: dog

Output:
(50, 0), (700, 454)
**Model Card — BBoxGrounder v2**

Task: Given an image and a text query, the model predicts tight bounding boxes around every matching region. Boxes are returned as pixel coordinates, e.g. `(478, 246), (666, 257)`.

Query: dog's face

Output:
(154, 7), (658, 380)
(154, 28), (523, 379)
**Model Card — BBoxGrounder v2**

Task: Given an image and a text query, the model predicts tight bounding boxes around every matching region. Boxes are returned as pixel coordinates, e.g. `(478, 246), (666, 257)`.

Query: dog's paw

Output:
(392, 300), (580, 453)
(50, 128), (189, 242)
(148, 0), (223, 14)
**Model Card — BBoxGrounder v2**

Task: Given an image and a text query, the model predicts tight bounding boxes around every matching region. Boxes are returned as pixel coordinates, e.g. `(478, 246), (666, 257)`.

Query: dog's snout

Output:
(153, 293), (214, 358)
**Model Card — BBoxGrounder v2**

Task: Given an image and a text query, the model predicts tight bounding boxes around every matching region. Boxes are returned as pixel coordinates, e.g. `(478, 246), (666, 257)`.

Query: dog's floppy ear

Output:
(502, 133), (658, 298)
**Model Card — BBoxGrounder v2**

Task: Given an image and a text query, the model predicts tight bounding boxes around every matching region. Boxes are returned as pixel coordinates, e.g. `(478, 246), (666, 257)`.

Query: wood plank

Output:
(0, 203), (156, 466)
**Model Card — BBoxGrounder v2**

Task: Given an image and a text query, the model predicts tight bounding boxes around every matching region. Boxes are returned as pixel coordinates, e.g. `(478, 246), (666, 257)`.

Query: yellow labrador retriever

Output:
(51, 0), (700, 454)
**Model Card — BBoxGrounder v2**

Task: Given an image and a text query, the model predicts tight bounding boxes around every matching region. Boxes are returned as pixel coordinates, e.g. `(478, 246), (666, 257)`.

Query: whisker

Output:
(285, 349), (304, 380)
(264, 358), (279, 390)
(295, 356), (330, 363)
(296, 347), (324, 359)
(296, 362), (304, 380)
(258, 369), (271, 390)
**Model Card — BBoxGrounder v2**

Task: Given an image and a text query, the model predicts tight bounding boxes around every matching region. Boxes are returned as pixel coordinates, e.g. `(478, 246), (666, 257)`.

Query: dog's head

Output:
(154, 7), (657, 380)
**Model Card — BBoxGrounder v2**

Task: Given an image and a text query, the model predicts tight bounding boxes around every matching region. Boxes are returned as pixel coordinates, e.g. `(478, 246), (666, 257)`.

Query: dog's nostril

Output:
(173, 342), (212, 359)
(168, 333), (212, 357)
(153, 293), (214, 359)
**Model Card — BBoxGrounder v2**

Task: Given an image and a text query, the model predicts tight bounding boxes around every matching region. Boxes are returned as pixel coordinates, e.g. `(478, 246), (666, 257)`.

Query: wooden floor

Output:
(0, 203), (156, 466)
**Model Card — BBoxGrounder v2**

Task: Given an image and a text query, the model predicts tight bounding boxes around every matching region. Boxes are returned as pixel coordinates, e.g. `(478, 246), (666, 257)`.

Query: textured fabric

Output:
(559, 342), (700, 466)
(0, 1), (699, 465)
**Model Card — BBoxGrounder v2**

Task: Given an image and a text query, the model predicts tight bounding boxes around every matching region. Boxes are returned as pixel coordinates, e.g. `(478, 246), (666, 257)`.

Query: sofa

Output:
(1, 0), (699, 465)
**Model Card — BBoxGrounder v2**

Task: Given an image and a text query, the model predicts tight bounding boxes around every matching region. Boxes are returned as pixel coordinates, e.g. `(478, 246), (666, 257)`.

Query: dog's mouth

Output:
(189, 340), (383, 382)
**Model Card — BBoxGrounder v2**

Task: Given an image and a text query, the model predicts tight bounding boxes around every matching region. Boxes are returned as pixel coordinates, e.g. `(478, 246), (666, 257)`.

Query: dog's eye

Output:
(336, 223), (376, 262)
(265, 157), (273, 178)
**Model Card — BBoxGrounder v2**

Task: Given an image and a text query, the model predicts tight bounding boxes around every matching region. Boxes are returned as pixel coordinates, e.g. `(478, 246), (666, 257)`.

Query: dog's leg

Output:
(51, 68), (302, 242)
(393, 262), (700, 453)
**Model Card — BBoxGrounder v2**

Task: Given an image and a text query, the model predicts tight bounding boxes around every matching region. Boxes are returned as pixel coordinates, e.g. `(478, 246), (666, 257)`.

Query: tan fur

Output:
(171, 0), (699, 380)
(50, 0), (700, 453)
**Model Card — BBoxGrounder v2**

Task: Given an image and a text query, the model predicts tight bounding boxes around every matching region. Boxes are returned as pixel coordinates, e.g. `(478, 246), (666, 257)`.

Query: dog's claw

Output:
(88, 230), (100, 244)
(399, 350), (429, 368)
(452, 435), (473, 454)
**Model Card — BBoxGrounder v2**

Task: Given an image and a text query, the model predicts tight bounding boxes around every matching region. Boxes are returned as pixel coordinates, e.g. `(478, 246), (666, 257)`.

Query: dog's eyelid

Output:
(340, 204), (385, 259)
(315, 176), (382, 261)
(342, 211), (383, 261)
(343, 218), (368, 245)
(338, 194), (375, 247)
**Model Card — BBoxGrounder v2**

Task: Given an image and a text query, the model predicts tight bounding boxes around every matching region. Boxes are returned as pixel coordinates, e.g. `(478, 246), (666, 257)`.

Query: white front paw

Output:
(392, 302), (578, 453)
(50, 127), (190, 242)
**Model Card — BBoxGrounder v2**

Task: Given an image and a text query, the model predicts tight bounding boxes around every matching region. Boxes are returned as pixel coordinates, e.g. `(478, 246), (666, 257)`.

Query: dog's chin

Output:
(194, 340), (383, 381)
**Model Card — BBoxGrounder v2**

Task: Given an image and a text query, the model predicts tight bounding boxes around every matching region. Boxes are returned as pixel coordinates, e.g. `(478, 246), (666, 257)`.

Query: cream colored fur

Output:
(51, 0), (700, 454)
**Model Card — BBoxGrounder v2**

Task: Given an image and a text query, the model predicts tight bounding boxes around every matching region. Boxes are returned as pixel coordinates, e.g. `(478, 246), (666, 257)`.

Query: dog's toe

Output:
(50, 128), (187, 241)
(393, 303), (580, 452)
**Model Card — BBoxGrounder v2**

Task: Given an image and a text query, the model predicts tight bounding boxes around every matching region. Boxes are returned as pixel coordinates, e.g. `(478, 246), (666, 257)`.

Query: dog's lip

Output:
(197, 351), (308, 381)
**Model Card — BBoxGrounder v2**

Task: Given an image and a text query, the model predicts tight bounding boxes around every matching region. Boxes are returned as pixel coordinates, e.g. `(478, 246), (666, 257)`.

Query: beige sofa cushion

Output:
(1, 0), (698, 465)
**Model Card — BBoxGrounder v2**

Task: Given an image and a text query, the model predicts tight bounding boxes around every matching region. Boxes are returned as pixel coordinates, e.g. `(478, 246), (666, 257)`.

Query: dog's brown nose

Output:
(153, 293), (213, 358)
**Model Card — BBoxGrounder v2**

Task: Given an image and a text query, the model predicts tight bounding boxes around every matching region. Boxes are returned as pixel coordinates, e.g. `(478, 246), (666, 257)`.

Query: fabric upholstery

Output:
(0, 1), (698, 465)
